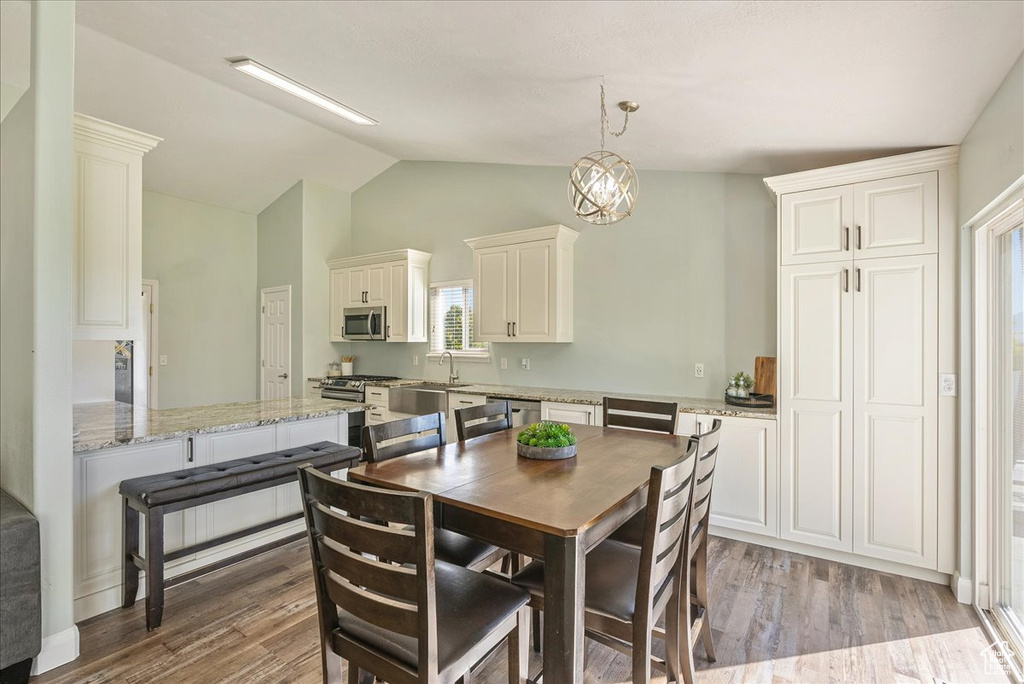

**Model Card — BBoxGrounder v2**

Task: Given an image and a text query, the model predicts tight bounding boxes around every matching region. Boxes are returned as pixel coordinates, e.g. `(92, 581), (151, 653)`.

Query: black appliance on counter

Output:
(319, 375), (398, 448)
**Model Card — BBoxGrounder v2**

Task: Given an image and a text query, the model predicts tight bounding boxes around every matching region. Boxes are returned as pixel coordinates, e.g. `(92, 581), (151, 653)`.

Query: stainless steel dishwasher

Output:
(487, 397), (541, 427)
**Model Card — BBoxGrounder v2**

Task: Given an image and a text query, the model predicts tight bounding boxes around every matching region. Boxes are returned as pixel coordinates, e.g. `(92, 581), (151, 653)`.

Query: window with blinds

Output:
(429, 281), (488, 355)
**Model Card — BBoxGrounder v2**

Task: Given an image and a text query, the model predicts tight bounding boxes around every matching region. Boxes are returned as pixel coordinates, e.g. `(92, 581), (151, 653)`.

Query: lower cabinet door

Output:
(74, 439), (192, 619)
(701, 415), (779, 537)
(540, 401), (599, 426)
(275, 416), (345, 515)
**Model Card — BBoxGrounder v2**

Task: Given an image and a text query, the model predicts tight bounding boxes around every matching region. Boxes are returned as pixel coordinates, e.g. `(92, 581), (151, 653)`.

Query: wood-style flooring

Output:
(33, 537), (1007, 684)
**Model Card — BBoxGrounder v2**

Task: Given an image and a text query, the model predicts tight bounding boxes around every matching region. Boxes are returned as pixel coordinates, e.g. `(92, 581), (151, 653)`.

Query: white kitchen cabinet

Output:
(448, 393), (488, 442)
(328, 250), (431, 343)
(766, 148), (953, 573)
(779, 261), (853, 552)
(852, 254), (937, 568)
(466, 225), (578, 343)
(780, 185), (854, 266)
(675, 411), (697, 436)
(541, 401), (600, 426)
(72, 114), (160, 340)
(699, 415), (778, 538)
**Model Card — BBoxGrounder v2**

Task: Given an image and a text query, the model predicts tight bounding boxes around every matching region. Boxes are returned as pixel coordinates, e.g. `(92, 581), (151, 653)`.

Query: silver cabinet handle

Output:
(855, 268), (862, 292)
(459, 400), (473, 405)
(856, 225), (862, 250)
(387, 325), (390, 339)
(507, 322), (511, 337)
(843, 268), (849, 293)
(512, 322), (516, 337)
(187, 436), (194, 463)
(844, 226), (850, 251)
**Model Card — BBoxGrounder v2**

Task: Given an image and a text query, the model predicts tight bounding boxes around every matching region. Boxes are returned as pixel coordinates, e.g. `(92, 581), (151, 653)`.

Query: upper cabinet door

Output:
(780, 185), (854, 265)
(779, 262), (853, 552)
(343, 268), (366, 307)
(365, 263), (388, 307)
(474, 246), (513, 342)
(510, 241), (555, 342)
(386, 261), (408, 342)
(329, 270), (346, 341)
(853, 172), (938, 258)
(852, 254), (937, 569)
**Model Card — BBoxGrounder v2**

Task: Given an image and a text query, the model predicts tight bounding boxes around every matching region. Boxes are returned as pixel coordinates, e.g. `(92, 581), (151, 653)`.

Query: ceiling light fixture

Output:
(229, 58), (378, 126)
(568, 83), (639, 225)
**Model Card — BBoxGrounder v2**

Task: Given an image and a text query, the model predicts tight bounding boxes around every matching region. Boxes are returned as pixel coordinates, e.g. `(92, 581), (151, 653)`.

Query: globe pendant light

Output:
(568, 84), (639, 225)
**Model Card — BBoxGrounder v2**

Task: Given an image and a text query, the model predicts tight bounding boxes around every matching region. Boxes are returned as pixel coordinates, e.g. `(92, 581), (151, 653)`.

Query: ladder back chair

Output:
(362, 413), (509, 573)
(298, 466), (530, 684)
(455, 401), (513, 442)
(511, 439), (700, 684)
(603, 396), (679, 434)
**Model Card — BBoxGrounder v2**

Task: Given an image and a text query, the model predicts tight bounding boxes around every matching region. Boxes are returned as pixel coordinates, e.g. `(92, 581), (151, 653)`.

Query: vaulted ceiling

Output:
(67, 0), (1024, 213)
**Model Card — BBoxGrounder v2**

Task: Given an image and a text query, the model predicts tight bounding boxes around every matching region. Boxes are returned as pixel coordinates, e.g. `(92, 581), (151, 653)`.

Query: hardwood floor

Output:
(35, 537), (1007, 684)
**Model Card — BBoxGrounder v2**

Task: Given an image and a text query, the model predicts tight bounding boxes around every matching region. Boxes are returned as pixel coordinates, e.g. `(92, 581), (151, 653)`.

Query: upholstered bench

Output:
(119, 441), (360, 630)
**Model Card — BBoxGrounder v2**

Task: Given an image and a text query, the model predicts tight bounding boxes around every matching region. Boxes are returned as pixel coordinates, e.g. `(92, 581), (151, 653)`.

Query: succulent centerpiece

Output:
(516, 422), (578, 460)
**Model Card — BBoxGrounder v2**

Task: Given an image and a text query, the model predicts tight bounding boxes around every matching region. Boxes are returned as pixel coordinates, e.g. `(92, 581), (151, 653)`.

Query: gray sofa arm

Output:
(0, 488), (41, 671)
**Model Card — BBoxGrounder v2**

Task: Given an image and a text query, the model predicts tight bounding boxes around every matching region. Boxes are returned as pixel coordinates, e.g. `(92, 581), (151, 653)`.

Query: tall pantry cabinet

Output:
(765, 148), (958, 574)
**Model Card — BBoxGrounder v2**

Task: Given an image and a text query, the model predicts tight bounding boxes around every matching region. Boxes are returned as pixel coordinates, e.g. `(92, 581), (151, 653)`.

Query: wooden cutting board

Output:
(755, 356), (776, 398)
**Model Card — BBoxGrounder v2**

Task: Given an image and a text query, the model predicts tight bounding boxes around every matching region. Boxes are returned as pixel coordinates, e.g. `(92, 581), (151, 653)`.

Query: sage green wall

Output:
(302, 180), (353, 381)
(0, 0), (77, 663)
(350, 161), (776, 398)
(257, 181), (305, 396)
(142, 191), (258, 408)
(959, 52), (1023, 225)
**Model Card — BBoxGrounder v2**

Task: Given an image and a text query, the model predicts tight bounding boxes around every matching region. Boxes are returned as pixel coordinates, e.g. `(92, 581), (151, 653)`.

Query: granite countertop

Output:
(364, 379), (430, 389)
(73, 397), (370, 453)
(366, 379), (776, 419)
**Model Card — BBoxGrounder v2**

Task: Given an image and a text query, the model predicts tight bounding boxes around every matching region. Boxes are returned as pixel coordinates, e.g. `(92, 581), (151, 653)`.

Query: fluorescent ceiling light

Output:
(230, 58), (377, 126)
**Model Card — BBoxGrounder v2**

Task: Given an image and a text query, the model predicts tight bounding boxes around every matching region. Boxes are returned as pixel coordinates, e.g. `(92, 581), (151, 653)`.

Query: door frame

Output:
(970, 175), (1024, 680)
(260, 285), (292, 400)
(140, 280), (159, 408)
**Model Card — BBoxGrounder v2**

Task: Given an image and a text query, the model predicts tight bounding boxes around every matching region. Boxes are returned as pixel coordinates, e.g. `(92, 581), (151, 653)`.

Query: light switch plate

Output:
(413, 355), (419, 366)
(521, 358), (530, 371)
(500, 357), (508, 370)
(939, 373), (956, 396)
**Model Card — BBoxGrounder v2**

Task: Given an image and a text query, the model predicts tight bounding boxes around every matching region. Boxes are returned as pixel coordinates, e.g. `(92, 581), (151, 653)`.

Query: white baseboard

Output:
(951, 571), (973, 604)
(30, 625), (80, 675)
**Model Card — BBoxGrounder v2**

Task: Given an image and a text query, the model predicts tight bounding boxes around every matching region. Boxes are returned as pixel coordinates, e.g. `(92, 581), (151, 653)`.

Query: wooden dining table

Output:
(347, 423), (692, 684)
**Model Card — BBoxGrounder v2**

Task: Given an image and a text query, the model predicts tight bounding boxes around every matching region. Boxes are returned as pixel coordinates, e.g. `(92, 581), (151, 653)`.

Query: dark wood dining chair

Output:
(607, 418), (723, 672)
(510, 439), (699, 684)
(602, 396), (679, 434)
(297, 465), (530, 684)
(363, 413), (509, 573)
(455, 401), (513, 442)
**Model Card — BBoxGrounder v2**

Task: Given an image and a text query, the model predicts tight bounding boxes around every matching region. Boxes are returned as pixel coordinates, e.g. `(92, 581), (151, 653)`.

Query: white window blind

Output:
(429, 281), (488, 355)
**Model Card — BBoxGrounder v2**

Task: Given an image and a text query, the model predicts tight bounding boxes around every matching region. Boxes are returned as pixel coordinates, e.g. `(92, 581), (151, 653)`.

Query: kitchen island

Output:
(73, 397), (367, 621)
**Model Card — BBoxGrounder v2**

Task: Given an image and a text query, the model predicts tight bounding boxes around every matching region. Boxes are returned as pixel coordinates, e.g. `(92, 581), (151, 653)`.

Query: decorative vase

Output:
(517, 442), (577, 461)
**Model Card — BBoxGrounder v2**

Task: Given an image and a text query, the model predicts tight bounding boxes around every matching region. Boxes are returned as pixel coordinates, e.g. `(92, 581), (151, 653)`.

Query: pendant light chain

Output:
(600, 83), (631, 152)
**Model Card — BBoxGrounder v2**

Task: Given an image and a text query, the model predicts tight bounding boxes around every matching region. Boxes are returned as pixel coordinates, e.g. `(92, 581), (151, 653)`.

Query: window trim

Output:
(428, 279), (490, 361)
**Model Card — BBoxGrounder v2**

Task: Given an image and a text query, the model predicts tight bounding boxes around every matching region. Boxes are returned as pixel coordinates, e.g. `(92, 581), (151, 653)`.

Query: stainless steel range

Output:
(320, 375), (398, 448)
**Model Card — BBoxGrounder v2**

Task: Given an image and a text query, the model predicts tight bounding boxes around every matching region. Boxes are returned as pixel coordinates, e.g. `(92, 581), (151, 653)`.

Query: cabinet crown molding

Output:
(73, 113), (162, 155)
(464, 224), (580, 251)
(327, 248), (431, 270)
(763, 146), (959, 199)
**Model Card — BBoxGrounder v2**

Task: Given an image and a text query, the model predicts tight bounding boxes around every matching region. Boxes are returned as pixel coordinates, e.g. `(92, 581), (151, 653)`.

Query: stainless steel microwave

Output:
(343, 306), (386, 340)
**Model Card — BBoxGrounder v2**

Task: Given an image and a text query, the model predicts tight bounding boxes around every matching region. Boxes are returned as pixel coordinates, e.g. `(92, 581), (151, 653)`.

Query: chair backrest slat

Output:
(603, 397), (679, 434)
(364, 412), (447, 463)
(299, 465), (438, 674)
(637, 438), (697, 604)
(323, 569), (420, 637)
(690, 419), (722, 528)
(455, 401), (513, 442)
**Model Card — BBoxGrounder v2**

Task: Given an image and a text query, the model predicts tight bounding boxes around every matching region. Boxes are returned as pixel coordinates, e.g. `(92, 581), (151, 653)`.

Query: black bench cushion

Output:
(119, 441), (360, 508)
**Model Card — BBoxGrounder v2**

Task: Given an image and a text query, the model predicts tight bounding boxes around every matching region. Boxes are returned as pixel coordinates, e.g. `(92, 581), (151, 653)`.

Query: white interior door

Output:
(134, 280), (158, 408)
(261, 286), (291, 400)
(780, 262), (854, 551)
(852, 255), (937, 568)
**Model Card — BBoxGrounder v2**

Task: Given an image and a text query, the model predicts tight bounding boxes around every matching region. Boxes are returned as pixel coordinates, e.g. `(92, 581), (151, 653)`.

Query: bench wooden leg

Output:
(122, 499), (140, 608)
(144, 508), (165, 631)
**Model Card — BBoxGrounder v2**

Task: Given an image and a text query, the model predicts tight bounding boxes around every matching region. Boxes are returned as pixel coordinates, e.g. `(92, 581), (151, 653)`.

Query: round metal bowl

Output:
(516, 442), (577, 461)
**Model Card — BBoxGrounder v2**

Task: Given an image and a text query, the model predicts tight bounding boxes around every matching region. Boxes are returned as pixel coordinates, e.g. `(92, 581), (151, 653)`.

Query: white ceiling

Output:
(72, 0), (1023, 213)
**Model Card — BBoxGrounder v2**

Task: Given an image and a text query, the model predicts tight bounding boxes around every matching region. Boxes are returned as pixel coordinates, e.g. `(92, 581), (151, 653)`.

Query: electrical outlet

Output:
(521, 358), (530, 371)
(694, 363), (704, 378)
(500, 357), (508, 370)
(939, 373), (956, 397)
(412, 355), (419, 366)
(159, 355), (168, 366)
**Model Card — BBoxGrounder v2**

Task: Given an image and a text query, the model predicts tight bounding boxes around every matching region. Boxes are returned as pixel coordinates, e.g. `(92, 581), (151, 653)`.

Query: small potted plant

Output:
(517, 422), (578, 460)
(730, 371), (755, 398)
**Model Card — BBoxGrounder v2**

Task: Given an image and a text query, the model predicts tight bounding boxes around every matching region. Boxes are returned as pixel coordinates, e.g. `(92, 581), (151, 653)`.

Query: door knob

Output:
(278, 373), (289, 379)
